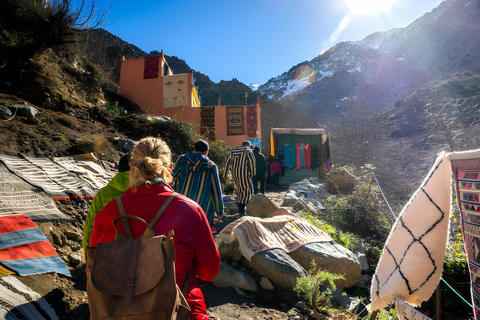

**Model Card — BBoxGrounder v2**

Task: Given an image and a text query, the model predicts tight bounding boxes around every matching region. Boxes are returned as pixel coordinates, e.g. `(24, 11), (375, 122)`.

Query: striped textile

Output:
(395, 298), (431, 320)
(369, 152), (451, 311)
(216, 215), (333, 260)
(0, 265), (13, 277)
(449, 148), (480, 320)
(171, 154), (223, 225)
(0, 153), (95, 200)
(0, 163), (70, 221)
(52, 154), (114, 192)
(0, 275), (59, 319)
(224, 146), (255, 205)
(0, 215), (71, 277)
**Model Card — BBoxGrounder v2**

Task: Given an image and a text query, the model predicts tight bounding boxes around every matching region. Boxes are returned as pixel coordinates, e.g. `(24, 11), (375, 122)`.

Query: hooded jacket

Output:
(89, 183), (220, 319)
(82, 171), (130, 249)
(172, 153), (224, 225)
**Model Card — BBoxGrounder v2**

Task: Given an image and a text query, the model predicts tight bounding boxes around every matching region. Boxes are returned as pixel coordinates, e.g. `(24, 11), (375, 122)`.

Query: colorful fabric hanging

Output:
(296, 143), (301, 170)
(305, 143), (311, 169)
(300, 143), (306, 168)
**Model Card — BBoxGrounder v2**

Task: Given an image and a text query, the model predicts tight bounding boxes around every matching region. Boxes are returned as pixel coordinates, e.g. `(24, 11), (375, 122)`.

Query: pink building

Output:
(119, 51), (262, 147)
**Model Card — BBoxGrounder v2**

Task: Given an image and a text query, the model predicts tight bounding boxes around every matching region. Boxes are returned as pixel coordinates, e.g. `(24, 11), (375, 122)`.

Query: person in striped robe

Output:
(223, 141), (256, 216)
(171, 139), (224, 226)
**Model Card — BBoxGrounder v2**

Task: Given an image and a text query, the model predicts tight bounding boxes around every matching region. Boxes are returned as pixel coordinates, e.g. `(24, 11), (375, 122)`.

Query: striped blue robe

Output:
(171, 153), (224, 225)
(224, 146), (256, 205)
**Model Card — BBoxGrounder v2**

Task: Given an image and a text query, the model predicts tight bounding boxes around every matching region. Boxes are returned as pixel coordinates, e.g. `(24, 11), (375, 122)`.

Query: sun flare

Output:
(345, 0), (396, 15)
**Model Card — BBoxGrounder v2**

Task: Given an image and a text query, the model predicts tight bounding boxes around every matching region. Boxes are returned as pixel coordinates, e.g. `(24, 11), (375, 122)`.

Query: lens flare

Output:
(345, 0), (396, 15)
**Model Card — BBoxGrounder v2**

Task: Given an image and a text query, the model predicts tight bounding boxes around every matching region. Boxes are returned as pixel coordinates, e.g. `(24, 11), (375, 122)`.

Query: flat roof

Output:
(271, 128), (327, 135)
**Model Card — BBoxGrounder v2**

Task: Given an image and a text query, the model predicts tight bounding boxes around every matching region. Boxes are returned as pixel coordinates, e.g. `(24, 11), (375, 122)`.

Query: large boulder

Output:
(246, 193), (277, 217)
(288, 242), (361, 290)
(247, 248), (308, 290)
(9, 102), (38, 118)
(217, 238), (243, 262)
(212, 262), (257, 292)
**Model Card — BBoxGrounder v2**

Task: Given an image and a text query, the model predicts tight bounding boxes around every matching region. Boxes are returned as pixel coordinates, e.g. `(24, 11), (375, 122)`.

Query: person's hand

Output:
(217, 215), (223, 222)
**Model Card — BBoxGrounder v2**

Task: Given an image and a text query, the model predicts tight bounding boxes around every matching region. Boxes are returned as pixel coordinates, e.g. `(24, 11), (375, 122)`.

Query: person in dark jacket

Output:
(252, 146), (268, 194)
(171, 139), (224, 226)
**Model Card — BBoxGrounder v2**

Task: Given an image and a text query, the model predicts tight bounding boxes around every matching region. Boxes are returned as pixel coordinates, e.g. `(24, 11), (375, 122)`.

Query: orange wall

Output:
(119, 56), (261, 147)
(214, 102), (262, 147)
(119, 57), (195, 116)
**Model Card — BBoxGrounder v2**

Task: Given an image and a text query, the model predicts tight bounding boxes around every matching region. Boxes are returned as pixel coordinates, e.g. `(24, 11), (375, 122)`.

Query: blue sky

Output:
(74, 0), (444, 85)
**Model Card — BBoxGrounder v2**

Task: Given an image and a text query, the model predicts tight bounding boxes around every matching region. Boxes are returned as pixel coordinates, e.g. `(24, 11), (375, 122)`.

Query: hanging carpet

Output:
(0, 163), (70, 221)
(216, 215), (332, 260)
(368, 152), (451, 311)
(0, 275), (58, 319)
(0, 153), (96, 200)
(0, 214), (71, 277)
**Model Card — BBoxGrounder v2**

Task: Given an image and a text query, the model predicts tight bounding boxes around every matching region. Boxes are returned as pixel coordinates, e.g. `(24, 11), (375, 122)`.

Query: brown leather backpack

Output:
(86, 193), (190, 320)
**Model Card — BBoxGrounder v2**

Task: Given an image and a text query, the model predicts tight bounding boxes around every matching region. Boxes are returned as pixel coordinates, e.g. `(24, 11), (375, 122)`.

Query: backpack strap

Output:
(148, 192), (178, 228)
(116, 198), (133, 238)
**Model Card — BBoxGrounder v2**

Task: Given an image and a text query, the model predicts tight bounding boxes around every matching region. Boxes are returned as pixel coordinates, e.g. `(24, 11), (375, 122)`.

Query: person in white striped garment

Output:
(223, 141), (256, 216)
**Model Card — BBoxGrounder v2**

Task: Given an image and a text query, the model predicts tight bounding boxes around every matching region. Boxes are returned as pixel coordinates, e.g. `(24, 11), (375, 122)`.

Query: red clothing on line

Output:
(89, 183), (220, 320)
(305, 143), (311, 169)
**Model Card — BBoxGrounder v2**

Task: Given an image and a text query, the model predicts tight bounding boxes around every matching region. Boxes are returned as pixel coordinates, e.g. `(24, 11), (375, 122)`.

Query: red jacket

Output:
(89, 183), (220, 319)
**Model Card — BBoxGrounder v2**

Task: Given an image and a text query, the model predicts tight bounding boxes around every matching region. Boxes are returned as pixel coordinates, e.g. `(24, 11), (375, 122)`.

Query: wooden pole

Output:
(436, 282), (442, 320)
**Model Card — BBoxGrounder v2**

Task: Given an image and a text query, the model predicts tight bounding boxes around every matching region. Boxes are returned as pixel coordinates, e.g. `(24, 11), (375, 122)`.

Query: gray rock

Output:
(246, 193), (277, 217)
(355, 241), (369, 272)
(68, 254), (82, 266)
(65, 230), (81, 241)
(70, 242), (82, 252)
(233, 285), (246, 296)
(51, 230), (67, 247)
(260, 277), (275, 291)
(293, 201), (306, 211)
(288, 242), (362, 290)
(9, 102), (37, 118)
(217, 239), (243, 262)
(0, 106), (12, 119)
(222, 195), (237, 210)
(268, 208), (295, 218)
(119, 139), (137, 151)
(212, 262), (257, 292)
(355, 274), (372, 290)
(247, 248), (308, 290)
(283, 191), (299, 206)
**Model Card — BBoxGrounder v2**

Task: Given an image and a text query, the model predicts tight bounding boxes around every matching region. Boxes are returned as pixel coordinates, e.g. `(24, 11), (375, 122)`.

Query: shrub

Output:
(323, 178), (393, 240)
(294, 260), (345, 311)
(208, 140), (229, 173)
(53, 135), (67, 142)
(0, 101), (8, 108)
(324, 166), (358, 194)
(105, 101), (126, 116)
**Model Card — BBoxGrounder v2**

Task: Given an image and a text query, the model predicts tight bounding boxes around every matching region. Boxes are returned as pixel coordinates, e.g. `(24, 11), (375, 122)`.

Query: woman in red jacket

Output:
(89, 137), (220, 320)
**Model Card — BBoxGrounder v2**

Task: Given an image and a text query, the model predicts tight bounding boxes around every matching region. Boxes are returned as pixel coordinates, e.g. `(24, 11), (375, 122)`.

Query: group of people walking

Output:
(83, 137), (273, 319)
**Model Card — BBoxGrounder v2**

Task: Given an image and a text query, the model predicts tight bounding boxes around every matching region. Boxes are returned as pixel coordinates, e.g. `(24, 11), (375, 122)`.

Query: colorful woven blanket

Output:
(0, 214), (71, 277)
(0, 163), (70, 221)
(0, 153), (96, 200)
(369, 152), (451, 311)
(0, 275), (59, 319)
(216, 215), (332, 260)
(448, 148), (480, 319)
